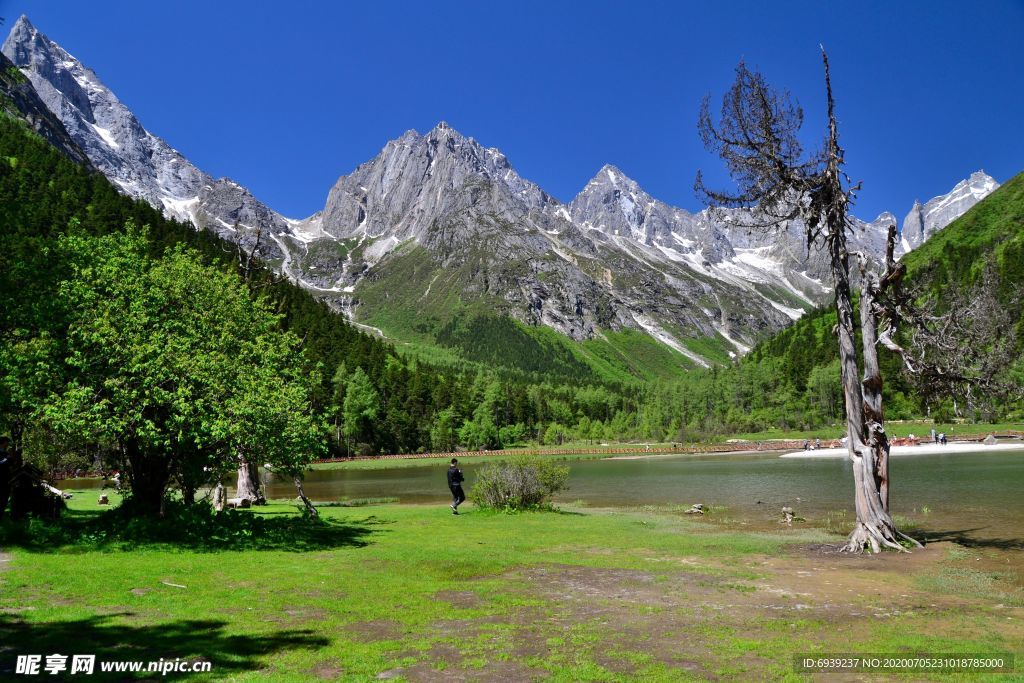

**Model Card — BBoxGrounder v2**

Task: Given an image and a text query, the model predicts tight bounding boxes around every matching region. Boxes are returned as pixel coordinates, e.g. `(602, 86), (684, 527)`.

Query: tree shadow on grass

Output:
(0, 506), (392, 553)
(917, 528), (1024, 551)
(0, 612), (328, 680)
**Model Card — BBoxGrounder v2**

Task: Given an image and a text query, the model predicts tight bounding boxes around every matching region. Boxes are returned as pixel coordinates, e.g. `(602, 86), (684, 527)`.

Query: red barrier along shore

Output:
(312, 430), (1024, 465)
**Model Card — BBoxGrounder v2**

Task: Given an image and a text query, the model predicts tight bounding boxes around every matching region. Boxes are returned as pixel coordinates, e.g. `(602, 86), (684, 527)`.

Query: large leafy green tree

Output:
(42, 225), (325, 515)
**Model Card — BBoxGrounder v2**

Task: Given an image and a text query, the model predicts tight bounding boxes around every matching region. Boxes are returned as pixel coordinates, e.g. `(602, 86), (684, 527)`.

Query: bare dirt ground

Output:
(370, 542), (1023, 681)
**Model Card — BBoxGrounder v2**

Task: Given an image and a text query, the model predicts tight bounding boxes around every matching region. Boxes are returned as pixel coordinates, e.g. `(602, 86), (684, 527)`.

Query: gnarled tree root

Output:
(841, 521), (923, 554)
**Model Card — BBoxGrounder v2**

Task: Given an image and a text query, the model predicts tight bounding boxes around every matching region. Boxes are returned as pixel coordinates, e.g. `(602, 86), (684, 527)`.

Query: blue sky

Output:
(2, 0), (1022, 220)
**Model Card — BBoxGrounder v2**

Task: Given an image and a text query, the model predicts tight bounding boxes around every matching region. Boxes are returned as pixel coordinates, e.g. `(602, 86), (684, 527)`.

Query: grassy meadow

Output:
(1, 490), (1021, 681)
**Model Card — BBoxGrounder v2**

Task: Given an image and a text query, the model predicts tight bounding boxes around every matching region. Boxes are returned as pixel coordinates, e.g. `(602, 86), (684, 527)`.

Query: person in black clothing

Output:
(447, 458), (465, 514)
(0, 436), (11, 520)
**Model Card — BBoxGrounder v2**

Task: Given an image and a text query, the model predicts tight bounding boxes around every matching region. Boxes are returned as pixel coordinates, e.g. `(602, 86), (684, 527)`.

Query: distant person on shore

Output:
(939, 432), (947, 445)
(802, 440), (809, 451)
(0, 436), (11, 520)
(931, 428), (938, 444)
(814, 438), (821, 450)
(447, 458), (465, 515)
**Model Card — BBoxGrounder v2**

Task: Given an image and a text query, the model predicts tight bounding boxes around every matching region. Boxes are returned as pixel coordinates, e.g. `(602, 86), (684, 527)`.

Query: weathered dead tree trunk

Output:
(829, 230), (920, 552)
(235, 457), (266, 505)
(696, 49), (925, 553)
(293, 476), (318, 519)
(822, 58), (918, 554)
(828, 219), (901, 552)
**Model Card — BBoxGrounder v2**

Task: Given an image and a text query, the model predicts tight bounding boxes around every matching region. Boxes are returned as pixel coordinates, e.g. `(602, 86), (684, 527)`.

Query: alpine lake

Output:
(273, 447), (1024, 551)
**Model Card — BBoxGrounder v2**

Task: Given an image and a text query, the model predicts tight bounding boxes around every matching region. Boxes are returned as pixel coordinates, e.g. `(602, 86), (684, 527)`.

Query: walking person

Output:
(0, 436), (11, 520)
(447, 458), (465, 514)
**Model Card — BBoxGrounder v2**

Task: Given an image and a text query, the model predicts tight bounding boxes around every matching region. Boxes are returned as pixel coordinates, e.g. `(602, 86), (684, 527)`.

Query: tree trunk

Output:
(124, 439), (170, 517)
(847, 260), (921, 553)
(212, 483), (226, 512)
(817, 54), (918, 554)
(235, 457), (266, 505)
(830, 239), (904, 553)
(293, 476), (318, 519)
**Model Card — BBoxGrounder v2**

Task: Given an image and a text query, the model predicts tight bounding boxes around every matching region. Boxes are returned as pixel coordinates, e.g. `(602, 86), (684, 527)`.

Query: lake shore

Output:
(780, 441), (1024, 458)
(608, 448), (779, 460)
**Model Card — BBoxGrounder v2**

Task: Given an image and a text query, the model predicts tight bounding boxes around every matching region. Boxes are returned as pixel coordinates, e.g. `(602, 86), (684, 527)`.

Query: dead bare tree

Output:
(235, 453), (267, 506)
(697, 51), (922, 553)
(229, 223), (285, 290)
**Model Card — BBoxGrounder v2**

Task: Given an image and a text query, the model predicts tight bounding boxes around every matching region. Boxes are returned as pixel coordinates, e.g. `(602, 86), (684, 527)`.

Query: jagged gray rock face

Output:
(1, 15), (288, 260)
(317, 123), (635, 341)
(0, 50), (90, 165)
(4, 14), (999, 367)
(322, 123), (551, 243)
(900, 171), (999, 252)
(568, 164), (731, 263)
(310, 123), (805, 360)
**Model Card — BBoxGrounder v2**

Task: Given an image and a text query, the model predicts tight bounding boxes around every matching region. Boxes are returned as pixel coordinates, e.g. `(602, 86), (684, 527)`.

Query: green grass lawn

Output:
(1, 494), (1021, 681)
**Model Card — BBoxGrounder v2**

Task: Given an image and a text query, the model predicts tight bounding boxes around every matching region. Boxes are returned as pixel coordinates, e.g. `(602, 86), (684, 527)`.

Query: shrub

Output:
(0, 500), (364, 552)
(471, 458), (569, 511)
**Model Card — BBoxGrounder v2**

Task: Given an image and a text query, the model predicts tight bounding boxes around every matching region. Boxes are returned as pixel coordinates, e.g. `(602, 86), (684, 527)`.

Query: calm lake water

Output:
(61, 449), (1024, 544)
(263, 449), (1024, 542)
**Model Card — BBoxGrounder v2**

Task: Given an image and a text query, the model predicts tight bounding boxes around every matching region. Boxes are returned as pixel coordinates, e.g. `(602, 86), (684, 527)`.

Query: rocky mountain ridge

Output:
(0, 48), (90, 166)
(1, 15), (289, 260)
(900, 171), (999, 253)
(2, 15), (1000, 371)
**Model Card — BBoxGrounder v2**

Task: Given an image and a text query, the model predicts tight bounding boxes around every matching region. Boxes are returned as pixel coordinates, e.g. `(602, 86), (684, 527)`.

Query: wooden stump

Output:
(212, 483), (226, 512)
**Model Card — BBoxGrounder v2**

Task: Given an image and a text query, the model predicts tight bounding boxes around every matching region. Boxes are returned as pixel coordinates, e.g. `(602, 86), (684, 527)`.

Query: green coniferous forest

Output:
(1, 113), (1021, 475)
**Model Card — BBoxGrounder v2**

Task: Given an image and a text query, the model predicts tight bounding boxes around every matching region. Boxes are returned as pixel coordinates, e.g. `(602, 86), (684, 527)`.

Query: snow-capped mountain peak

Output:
(900, 171), (999, 252)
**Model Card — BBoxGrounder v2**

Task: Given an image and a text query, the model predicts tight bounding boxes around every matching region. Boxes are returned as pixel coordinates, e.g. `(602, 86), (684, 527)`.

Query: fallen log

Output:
(41, 482), (72, 499)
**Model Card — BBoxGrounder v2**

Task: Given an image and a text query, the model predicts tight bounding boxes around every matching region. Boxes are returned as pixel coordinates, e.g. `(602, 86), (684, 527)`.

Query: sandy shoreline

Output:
(779, 441), (1024, 458)
(608, 448), (782, 460)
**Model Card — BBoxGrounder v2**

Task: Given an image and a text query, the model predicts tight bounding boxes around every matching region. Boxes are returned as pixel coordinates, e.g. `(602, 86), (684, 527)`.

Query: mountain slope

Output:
(1, 15), (292, 260)
(0, 49), (89, 166)
(746, 171), (1024, 398)
(304, 124), (995, 374)
(300, 122), (815, 372)
(2, 14), (1001, 380)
